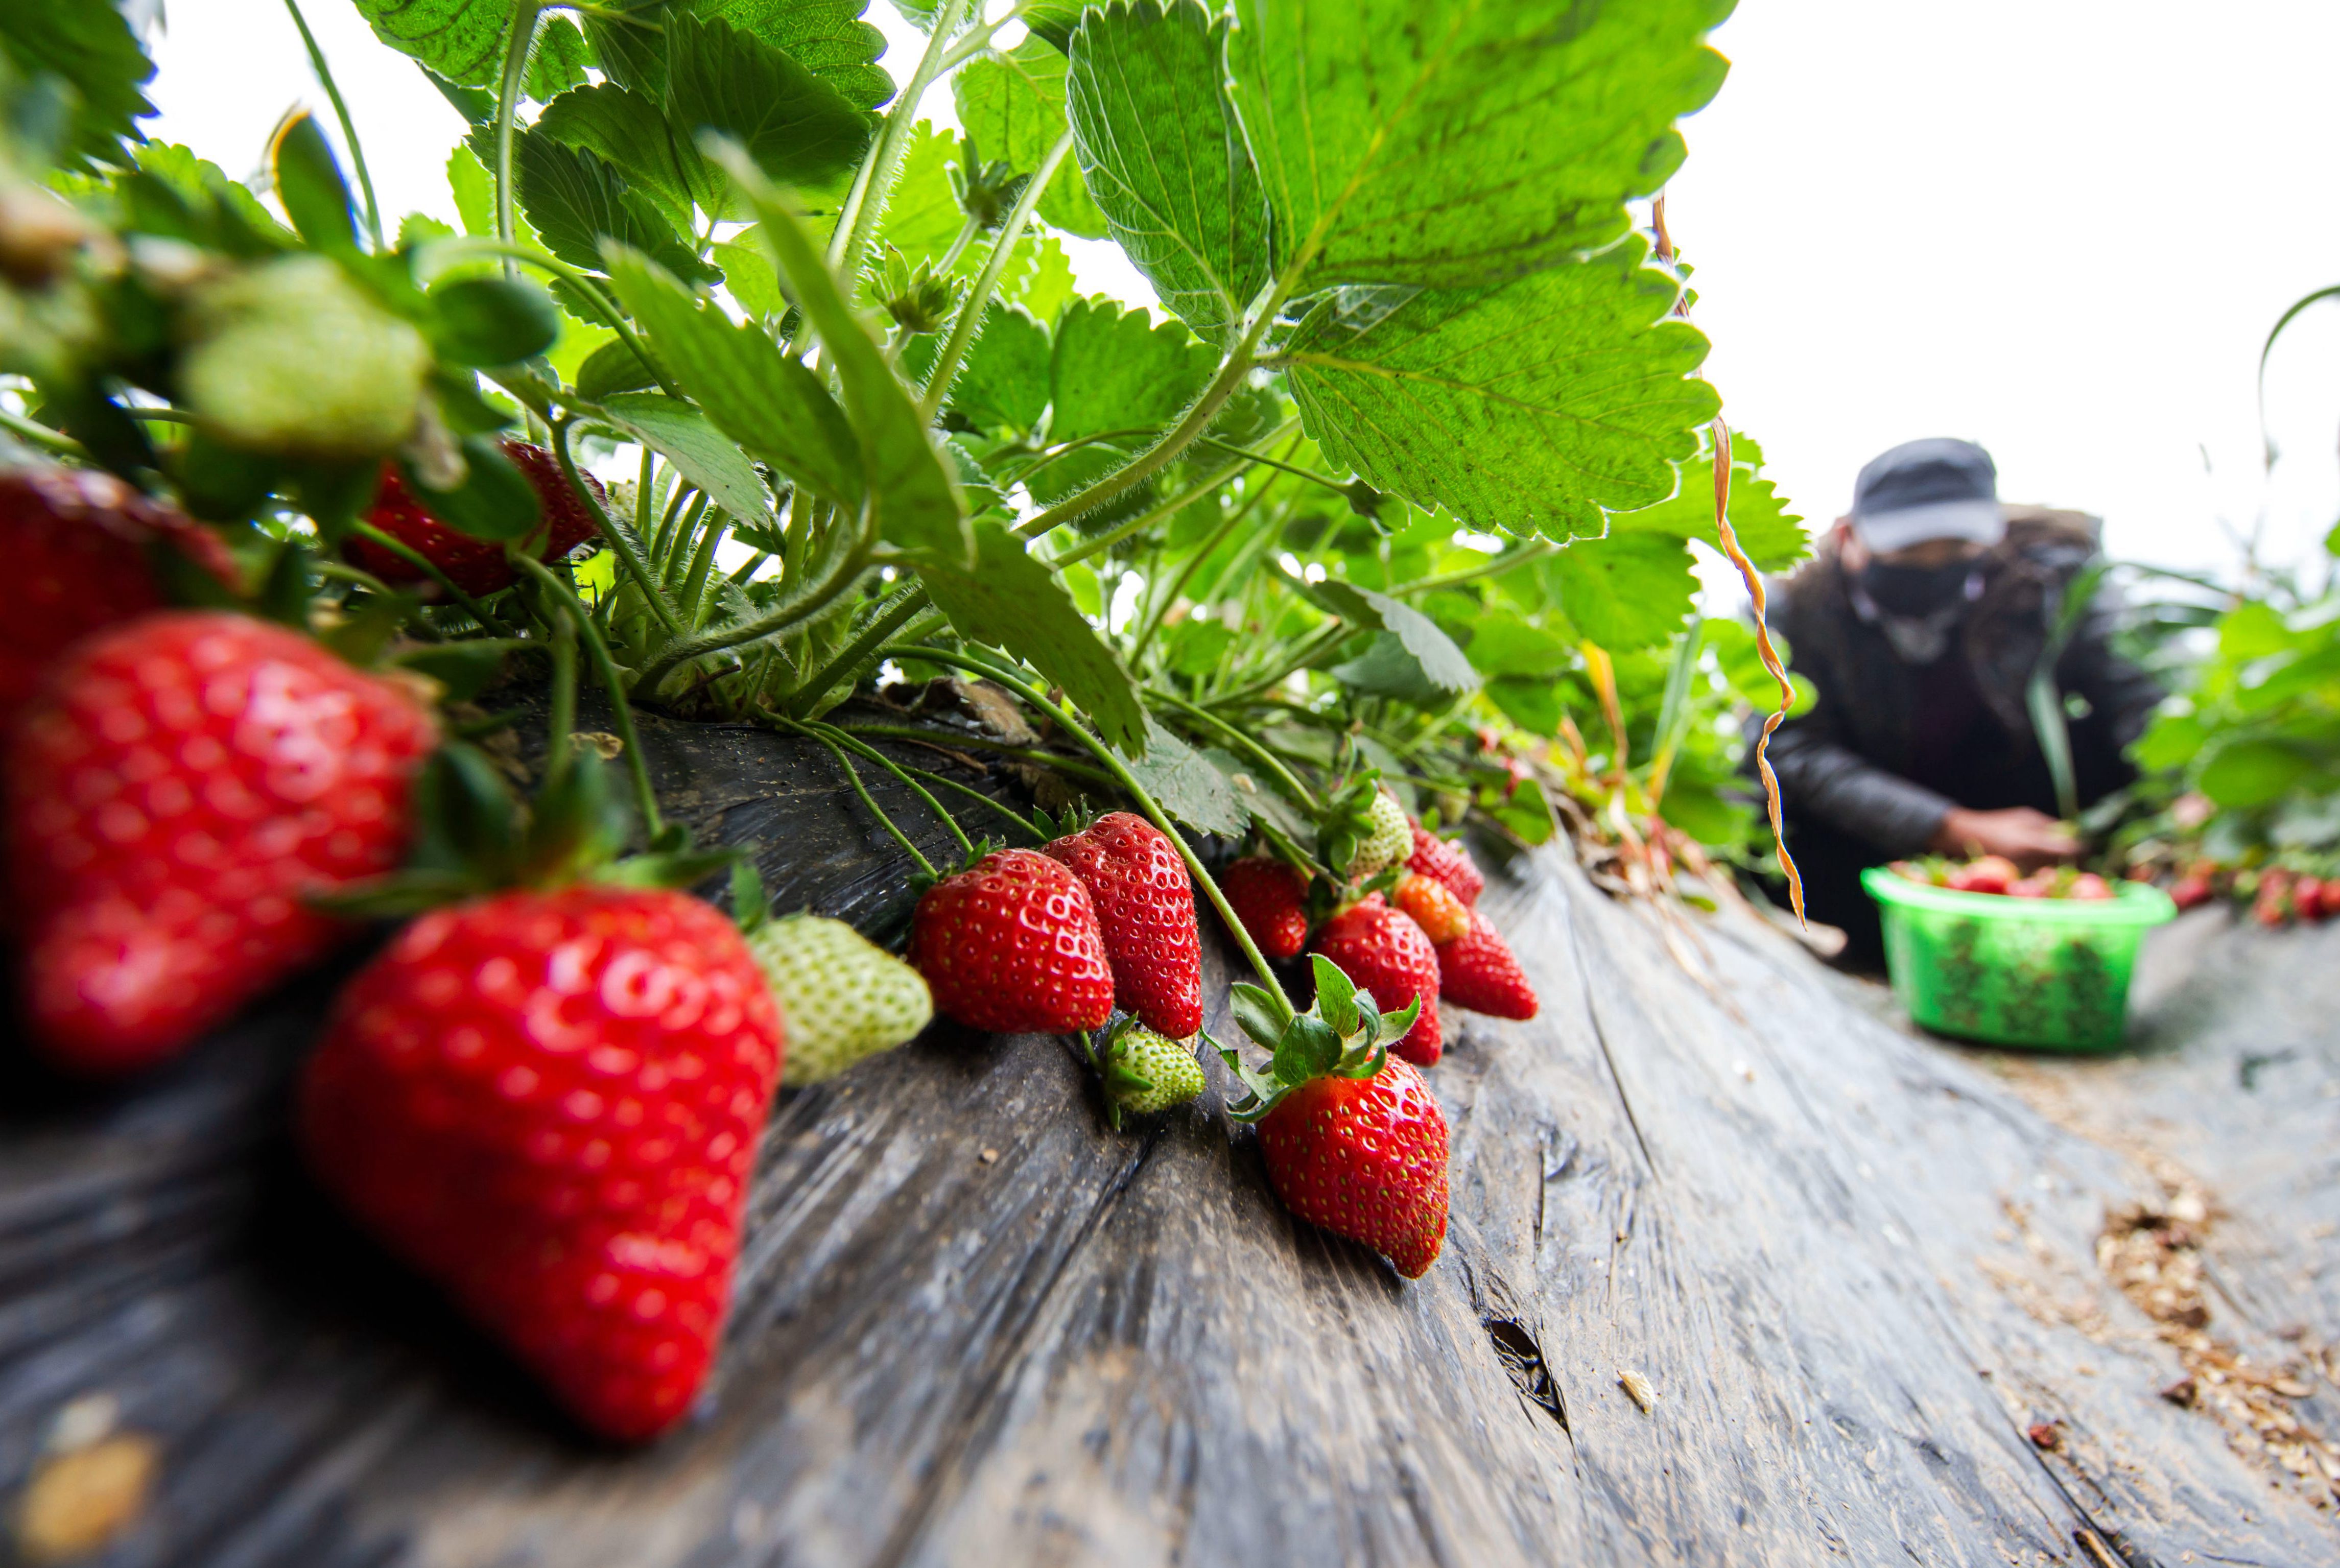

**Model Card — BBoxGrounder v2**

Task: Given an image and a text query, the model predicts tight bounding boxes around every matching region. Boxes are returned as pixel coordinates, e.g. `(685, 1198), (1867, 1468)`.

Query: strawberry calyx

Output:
(319, 741), (734, 919)
(1088, 1015), (1204, 1131)
(1219, 955), (1422, 1125)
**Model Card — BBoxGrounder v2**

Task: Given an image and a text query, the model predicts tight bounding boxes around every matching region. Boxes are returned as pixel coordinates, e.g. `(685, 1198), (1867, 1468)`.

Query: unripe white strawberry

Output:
(1346, 789), (1412, 882)
(179, 254), (428, 459)
(747, 914), (933, 1086)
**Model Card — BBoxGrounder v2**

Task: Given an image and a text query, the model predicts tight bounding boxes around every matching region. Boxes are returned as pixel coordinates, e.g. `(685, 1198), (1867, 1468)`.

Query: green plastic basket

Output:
(1861, 868), (2177, 1051)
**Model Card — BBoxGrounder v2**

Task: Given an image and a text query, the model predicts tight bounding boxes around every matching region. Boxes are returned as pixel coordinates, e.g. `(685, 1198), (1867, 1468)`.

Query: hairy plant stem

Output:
(493, 1), (546, 280)
(1392, 539), (1559, 596)
(511, 553), (664, 839)
(1127, 440), (1301, 660)
(1017, 279), (1293, 541)
(550, 417), (687, 637)
(806, 0), (972, 354)
(1210, 620), (1350, 706)
(919, 128), (1073, 421)
(801, 718), (975, 862)
(899, 643), (1297, 1022)
(280, 0), (383, 248)
(1042, 418), (1298, 572)
(634, 511), (874, 696)
(0, 406), (85, 458)
(794, 721), (937, 878)
(787, 583), (930, 716)
(831, 724), (1118, 787)
(892, 759), (1042, 840)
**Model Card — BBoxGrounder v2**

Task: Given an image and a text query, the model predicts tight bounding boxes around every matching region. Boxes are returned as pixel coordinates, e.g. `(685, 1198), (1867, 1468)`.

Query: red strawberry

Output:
(0, 465), (237, 730)
(348, 440), (602, 597)
(8, 610), (437, 1073)
(2169, 873), (2213, 910)
(1406, 823), (1484, 907)
(2295, 876), (2329, 922)
(1043, 811), (1202, 1037)
(1258, 1055), (1448, 1278)
(1391, 868), (1470, 944)
(1310, 896), (1442, 1066)
(1222, 856), (1308, 960)
(300, 885), (783, 1442)
(1436, 911), (1538, 1020)
(910, 847), (1115, 1033)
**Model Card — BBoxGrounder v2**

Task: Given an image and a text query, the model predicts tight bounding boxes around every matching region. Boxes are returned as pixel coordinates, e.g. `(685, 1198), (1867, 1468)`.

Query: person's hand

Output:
(1929, 806), (2078, 870)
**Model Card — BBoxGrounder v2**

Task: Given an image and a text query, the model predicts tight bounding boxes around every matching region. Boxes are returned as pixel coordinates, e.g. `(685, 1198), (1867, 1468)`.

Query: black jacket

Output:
(1753, 508), (2163, 856)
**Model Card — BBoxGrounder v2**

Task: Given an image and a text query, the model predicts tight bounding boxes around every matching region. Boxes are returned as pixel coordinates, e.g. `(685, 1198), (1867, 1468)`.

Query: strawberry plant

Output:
(0, 0), (1822, 1428)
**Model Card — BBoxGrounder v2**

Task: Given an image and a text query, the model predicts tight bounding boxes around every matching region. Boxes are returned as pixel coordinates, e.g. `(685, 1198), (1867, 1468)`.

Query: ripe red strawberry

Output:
(1406, 823), (1484, 907)
(8, 610), (437, 1073)
(0, 465), (237, 730)
(1258, 1055), (1448, 1278)
(1222, 856), (1308, 960)
(1391, 868), (1470, 944)
(1310, 896), (1443, 1066)
(1043, 811), (1201, 1037)
(300, 885), (783, 1442)
(1436, 911), (1539, 1020)
(909, 847), (1115, 1034)
(348, 440), (603, 597)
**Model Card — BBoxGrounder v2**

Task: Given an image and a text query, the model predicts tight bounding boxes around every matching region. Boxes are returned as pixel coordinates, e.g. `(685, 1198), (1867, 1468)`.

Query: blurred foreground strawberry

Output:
(0, 466), (237, 729)
(1042, 811), (1202, 1037)
(1310, 896), (1442, 1066)
(909, 847), (1115, 1034)
(301, 739), (773, 1442)
(8, 610), (436, 1073)
(349, 440), (602, 597)
(1221, 957), (1448, 1278)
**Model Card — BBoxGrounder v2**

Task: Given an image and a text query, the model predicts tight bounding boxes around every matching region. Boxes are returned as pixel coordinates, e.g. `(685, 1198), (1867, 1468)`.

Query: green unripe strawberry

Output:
(1102, 1021), (1204, 1126)
(179, 254), (429, 459)
(1346, 790), (1412, 883)
(746, 914), (934, 1087)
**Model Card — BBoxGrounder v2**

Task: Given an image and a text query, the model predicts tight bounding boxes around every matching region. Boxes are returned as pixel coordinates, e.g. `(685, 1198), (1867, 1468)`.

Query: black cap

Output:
(1850, 438), (2005, 553)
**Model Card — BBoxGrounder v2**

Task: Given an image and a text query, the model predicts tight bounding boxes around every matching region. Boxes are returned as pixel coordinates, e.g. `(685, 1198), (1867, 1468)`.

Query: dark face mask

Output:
(1858, 559), (1977, 617)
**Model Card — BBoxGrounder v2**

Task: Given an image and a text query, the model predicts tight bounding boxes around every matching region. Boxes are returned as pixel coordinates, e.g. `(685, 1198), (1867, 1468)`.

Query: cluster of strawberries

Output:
(2167, 861), (2336, 926)
(0, 458), (1554, 1442)
(905, 792), (1538, 1282)
(1895, 856), (2116, 901)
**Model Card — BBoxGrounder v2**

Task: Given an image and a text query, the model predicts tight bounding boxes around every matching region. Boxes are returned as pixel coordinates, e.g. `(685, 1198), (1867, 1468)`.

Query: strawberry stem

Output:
(897, 644), (1298, 1024)
(795, 723), (937, 881)
(510, 553), (664, 840)
(547, 417), (687, 638)
(799, 718), (976, 863)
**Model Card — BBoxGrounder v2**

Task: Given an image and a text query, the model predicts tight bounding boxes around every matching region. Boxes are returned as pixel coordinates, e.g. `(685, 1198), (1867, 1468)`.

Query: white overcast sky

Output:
(149, 0), (2340, 586)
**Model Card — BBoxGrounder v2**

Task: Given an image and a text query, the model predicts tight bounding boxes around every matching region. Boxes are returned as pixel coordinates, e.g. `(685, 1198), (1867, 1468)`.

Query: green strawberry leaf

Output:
(1544, 533), (1697, 652)
(919, 520), (1147, 753)
(588, 0), (893, 110)
(596, 391), (773, 522)
(575, 337), (661, 400)
(1049, 296), (1217, 445)
(1464, 612), (1573, 678)
(665, 14), (876, 207)
(500, 128), (717, 287)
(603, 248), (862, 510)
(1065, 1), (1272, 346)
(524, 16), (594, 100)
(1230, 984), (1286, 1051)
(0, 0), (158, 168)
(1227, 0), (1727, 291)
(1310, 955), (1358, 1037)
(954, 36), (1110, 239)
(1605, 433), (1811, 573)
(532, 82), (705, 239)
(1123, 717), (1248, 832)
(1274, 1012), (1340, 1087)
(270, 112), (359, 252)
(949, 305), (1052, 435)
(717, 155), (977, 568)
(1312, 581), (1478, 695)
(1280, 239), (1719, 542)
(352, 0), (509, 87)
(428, 276), (562, 367)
